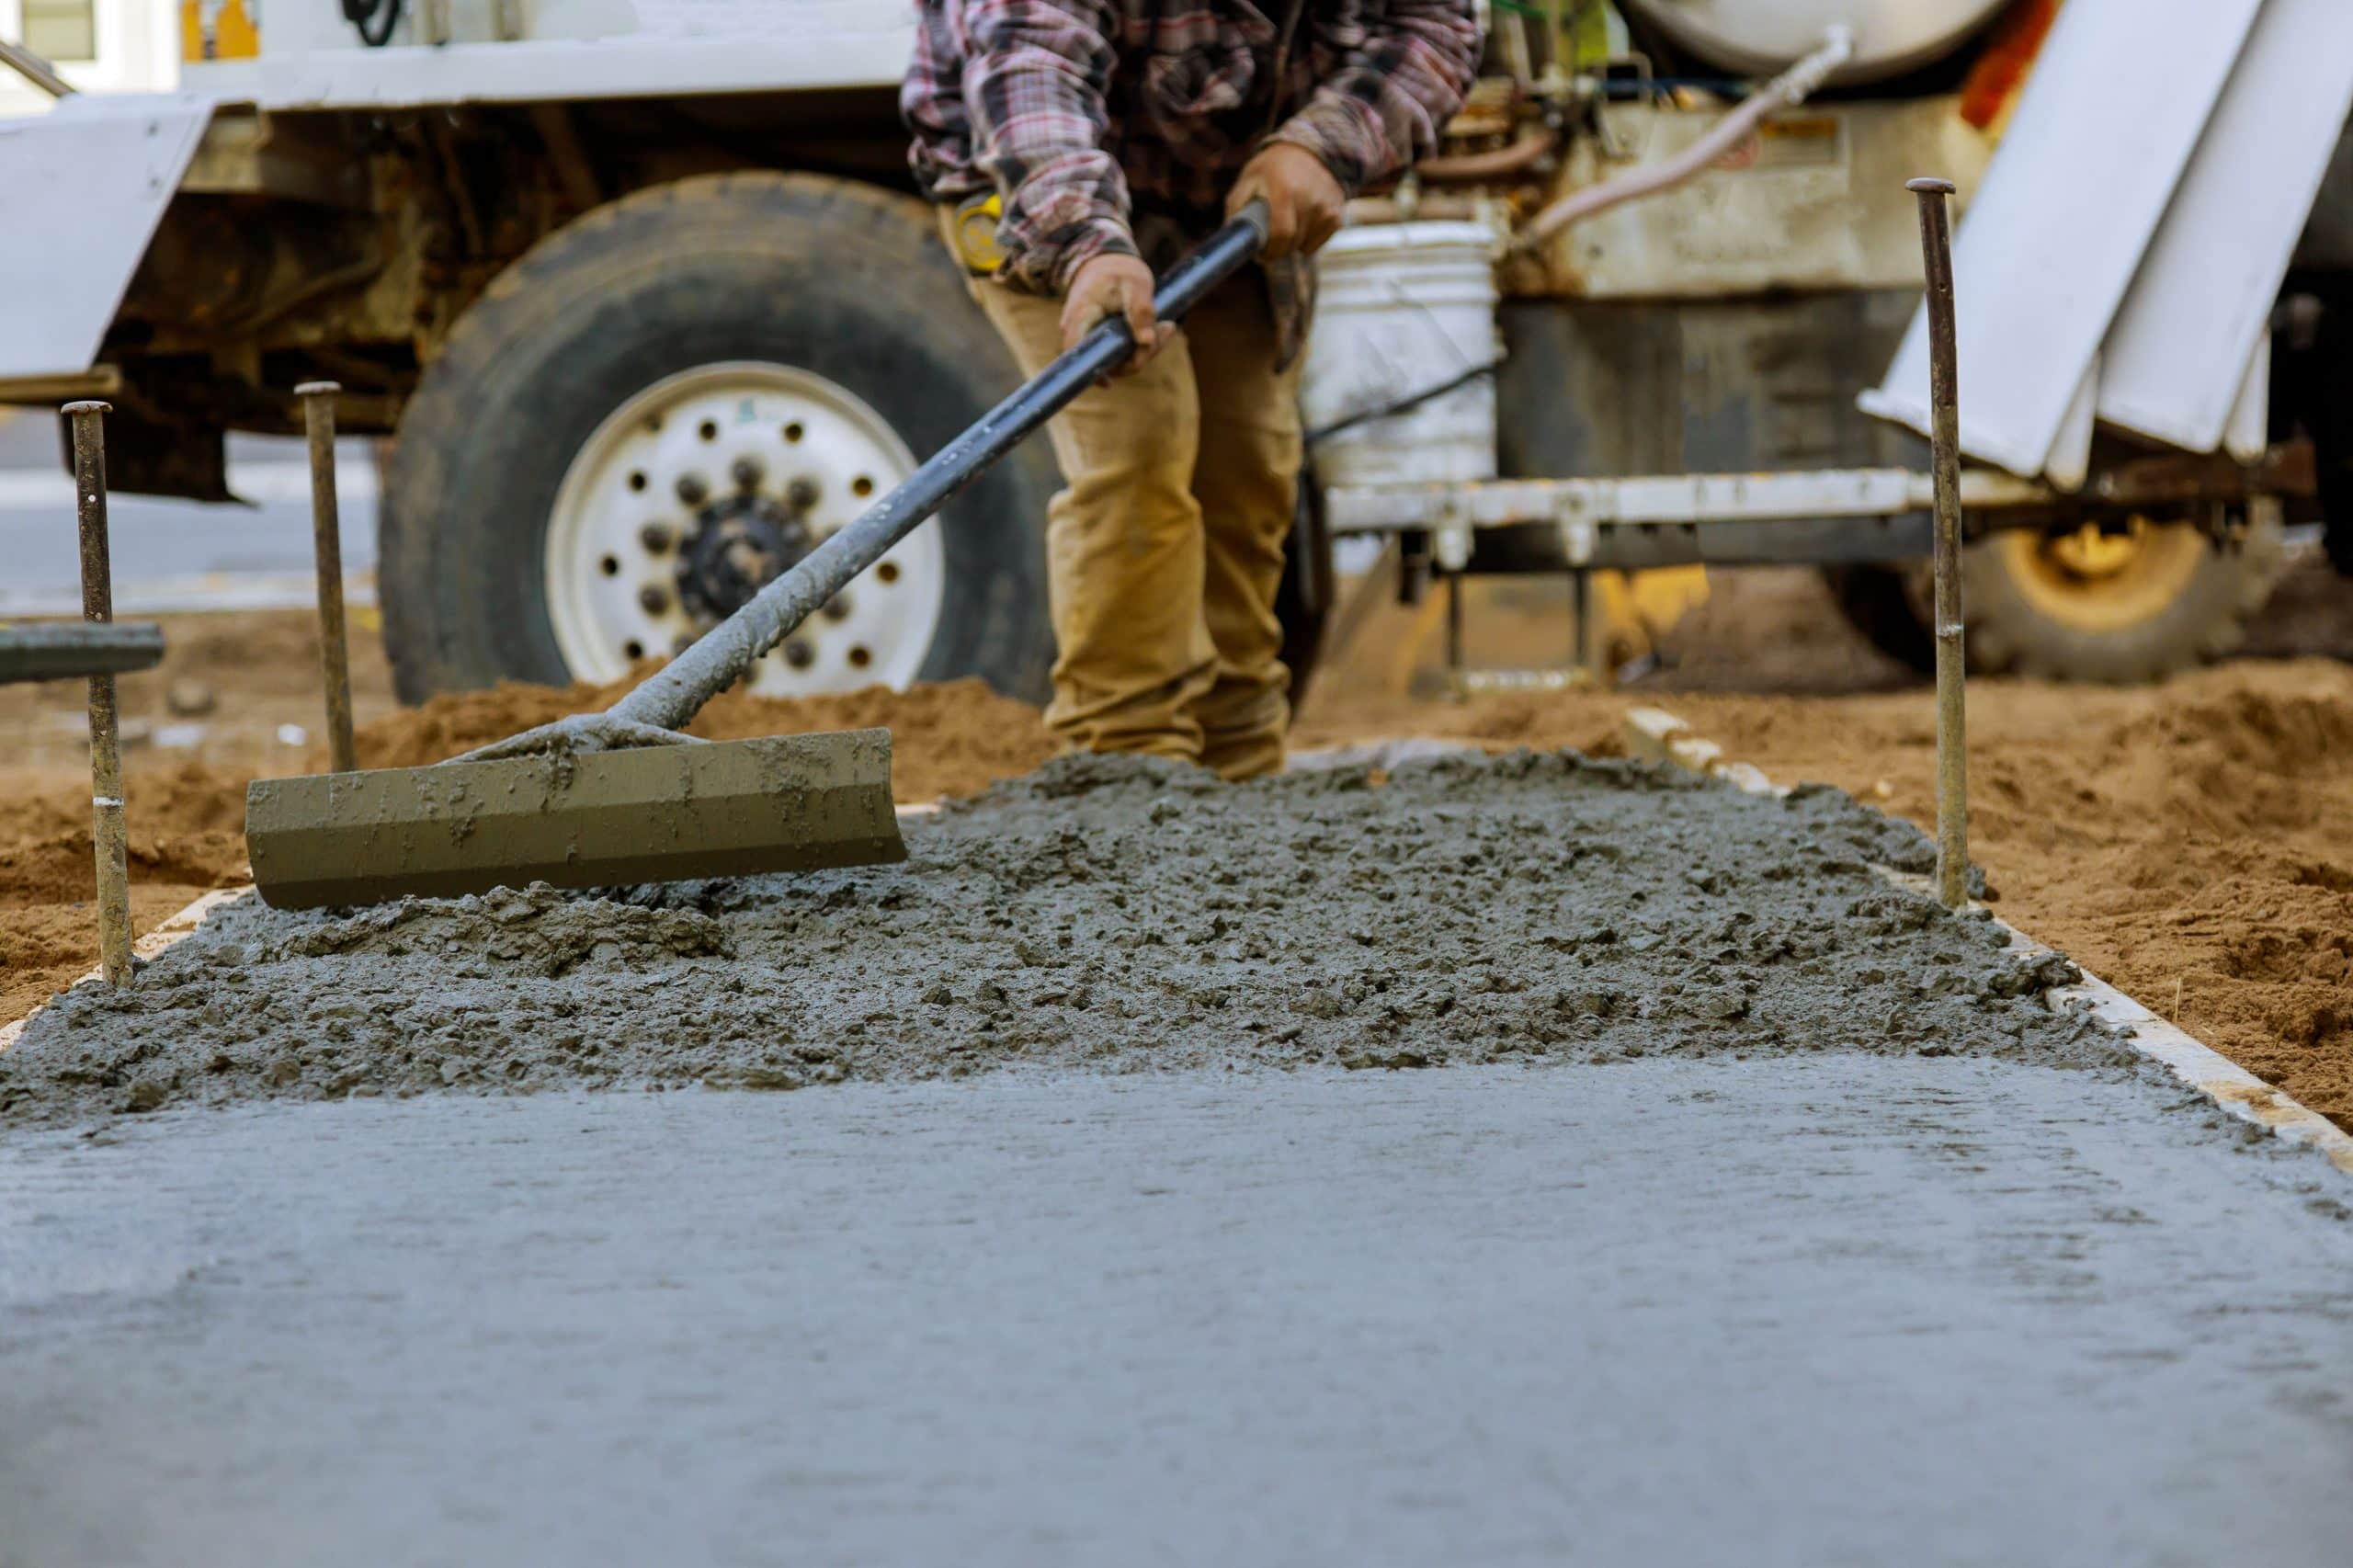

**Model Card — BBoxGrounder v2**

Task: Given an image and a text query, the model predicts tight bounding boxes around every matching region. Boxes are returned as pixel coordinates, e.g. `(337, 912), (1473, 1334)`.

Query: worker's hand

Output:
(1229, 142), (1347, 259)
(1062, 252), (1174, 375)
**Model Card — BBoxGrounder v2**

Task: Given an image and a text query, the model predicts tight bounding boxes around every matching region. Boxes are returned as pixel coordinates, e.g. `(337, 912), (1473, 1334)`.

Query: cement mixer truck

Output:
(2, 0), (2348, 700)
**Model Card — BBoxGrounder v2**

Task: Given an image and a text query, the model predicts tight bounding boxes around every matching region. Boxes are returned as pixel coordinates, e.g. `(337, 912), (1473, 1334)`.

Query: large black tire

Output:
(1823, 516), (2286, 683)
(1821, 563), (1935, 675)
(2303, 291), (2353, 575)
(1962, 517), (2285, 681)
(380, 173), (1057, 705)
(1276, 476), (1337, 708)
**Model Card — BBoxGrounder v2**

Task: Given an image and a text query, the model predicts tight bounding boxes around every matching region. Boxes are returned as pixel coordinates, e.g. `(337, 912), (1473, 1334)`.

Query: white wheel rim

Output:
(544, 361), (943, 696)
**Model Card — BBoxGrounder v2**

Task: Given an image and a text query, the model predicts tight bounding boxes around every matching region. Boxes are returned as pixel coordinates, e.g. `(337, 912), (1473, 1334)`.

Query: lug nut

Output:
(676, 473), (709, 506)
(782, 639), (815, 670)
(731, 456), (764, 491)
(639, 521), (674, 552)
(785, 476), (821, 511)
(822, 595), (852, 622)
(638, 585), (671, 614)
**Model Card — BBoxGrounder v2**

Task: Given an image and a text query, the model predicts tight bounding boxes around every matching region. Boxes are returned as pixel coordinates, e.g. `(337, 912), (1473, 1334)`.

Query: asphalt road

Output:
(0, 410), (377, 615)
(4, 1061), (2349, 1567)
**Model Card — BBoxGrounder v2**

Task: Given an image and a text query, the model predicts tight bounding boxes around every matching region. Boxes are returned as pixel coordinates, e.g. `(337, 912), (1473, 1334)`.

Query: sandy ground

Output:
(5, 555), (2349, 1122)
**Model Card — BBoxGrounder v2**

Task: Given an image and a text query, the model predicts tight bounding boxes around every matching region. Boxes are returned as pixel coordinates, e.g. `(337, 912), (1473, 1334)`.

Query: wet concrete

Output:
(7, 754), (2351, 1561)
(5, 1066), (2351, 1567)
(6, 752), (2102, 1124)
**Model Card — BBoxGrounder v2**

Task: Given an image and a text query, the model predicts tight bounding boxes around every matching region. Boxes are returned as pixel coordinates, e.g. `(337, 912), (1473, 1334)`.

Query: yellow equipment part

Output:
(1995, 519), (2209, 634)
(182, 0), (261, 62)
(1371, 565), (1712, 696)
(952, 193), (1008, 277)
(1594, 566), (1711, 666)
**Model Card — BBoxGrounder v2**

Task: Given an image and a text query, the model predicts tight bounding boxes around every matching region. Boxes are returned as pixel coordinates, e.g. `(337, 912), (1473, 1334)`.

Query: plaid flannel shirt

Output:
(902, 0), (1482, 293)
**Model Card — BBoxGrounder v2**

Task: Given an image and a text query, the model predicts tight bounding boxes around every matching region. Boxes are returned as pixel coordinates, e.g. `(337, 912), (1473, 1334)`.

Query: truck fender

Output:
(0, 93), (212, 382)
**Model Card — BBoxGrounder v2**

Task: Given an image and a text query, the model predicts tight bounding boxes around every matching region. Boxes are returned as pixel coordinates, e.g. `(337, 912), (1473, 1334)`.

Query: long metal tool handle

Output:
(1909, 176), (1970, 910)
(0, 39), (75, 97)
(611, 201), (1271, 733)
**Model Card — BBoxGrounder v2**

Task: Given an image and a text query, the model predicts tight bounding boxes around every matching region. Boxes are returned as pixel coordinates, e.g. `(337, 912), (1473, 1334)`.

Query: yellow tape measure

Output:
(953, 193), (1007, 277)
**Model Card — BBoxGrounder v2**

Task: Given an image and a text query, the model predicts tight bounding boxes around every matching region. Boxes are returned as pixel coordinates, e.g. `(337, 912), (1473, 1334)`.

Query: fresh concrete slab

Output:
(3, 752), (2112, 1122)
(3, 1066), (2349, 1568)
(6, 750), (2349, 1564)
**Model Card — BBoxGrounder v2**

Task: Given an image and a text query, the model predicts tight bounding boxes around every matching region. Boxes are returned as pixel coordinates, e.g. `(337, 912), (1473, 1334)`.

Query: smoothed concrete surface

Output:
(4, 1062), (2350, 1567)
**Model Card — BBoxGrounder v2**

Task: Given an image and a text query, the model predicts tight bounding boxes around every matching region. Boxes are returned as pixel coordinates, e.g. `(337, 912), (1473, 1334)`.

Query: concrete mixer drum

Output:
(1620, 0), (2011, 83)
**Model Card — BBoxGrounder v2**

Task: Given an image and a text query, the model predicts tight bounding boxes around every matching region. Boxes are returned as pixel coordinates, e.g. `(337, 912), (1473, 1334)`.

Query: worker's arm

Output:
(936, 0), (1139, 297)
(1260, 0), (1483, 199)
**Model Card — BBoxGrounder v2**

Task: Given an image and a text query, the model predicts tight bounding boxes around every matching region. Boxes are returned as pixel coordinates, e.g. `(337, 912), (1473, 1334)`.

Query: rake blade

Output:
(245, 729), (907, 910)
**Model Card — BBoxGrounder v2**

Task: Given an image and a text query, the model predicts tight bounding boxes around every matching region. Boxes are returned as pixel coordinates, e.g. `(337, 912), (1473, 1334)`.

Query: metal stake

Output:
(296, 381), (358, 773)
(66, 401), (132, 985)
(1909, 176), (1970, 909)
(1443, 570), (1466, 700)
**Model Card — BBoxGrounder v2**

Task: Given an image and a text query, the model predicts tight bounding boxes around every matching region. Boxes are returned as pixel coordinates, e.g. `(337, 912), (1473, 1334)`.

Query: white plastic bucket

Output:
(1299, 221), (1501, 488)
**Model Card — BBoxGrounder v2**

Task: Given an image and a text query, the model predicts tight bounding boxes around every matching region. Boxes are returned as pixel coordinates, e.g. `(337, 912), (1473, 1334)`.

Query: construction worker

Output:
(904, 0), (1482, 779)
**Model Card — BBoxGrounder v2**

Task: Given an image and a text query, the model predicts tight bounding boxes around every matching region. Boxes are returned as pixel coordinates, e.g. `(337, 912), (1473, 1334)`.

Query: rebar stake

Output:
(295, 381), (358, 774)
(1908, 176), (1970, 910)
(66, 401), (132, 985)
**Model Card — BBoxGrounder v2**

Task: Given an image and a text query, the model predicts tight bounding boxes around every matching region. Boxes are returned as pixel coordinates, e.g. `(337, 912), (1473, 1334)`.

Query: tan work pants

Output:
(954, 232), (1302, 781)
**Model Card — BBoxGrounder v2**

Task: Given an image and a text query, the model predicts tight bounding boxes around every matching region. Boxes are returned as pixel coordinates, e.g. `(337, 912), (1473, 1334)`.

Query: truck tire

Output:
(1823, 515), (2285, 682)
(1821, 563), (1935, 675)
(1964, 515), (2285, 681)
(1276, 477), (1337, 707)
(380, 172), (1056, 707)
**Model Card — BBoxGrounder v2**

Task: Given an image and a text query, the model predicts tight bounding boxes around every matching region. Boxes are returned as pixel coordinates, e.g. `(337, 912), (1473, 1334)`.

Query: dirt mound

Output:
(0, 761), (253, 1018)
(353, 675), (1056, 802)
(0, 760), (251, 905)
(2048, 673), (2353, 1116)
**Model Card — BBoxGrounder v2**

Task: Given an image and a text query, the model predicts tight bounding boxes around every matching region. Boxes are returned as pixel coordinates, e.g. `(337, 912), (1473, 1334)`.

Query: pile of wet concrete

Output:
(0, 751), (2131, 1124)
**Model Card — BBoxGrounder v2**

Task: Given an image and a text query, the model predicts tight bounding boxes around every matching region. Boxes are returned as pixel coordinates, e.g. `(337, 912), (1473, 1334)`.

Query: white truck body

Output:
(0, 93), (210, 380)
(1, 1), (914, 381)
(1863, 0), (2353, 482)
(1, 0), (2343, 695)
(11, 0), (2342, 475)
(186, 0), (912, 107)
